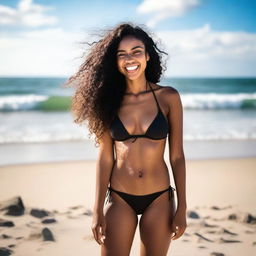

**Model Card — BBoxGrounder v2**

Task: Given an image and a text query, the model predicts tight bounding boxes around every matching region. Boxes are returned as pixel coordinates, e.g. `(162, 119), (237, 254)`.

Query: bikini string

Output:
(169, 186), (176, 200)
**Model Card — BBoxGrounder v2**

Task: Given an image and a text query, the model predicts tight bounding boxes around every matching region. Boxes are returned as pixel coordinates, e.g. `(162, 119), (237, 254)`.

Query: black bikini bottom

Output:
(105, 185), (175, 215)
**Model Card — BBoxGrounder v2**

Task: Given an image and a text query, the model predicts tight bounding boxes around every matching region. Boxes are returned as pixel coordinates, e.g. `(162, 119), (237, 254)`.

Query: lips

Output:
(125, 65), (139, 73)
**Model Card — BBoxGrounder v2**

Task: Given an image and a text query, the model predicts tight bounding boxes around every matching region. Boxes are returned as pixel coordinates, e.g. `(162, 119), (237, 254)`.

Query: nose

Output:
(124, 54), (133, 60)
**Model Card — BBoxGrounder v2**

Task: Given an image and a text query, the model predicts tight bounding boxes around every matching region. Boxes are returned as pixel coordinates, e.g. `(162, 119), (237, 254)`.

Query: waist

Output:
(110, 162), (170, 194)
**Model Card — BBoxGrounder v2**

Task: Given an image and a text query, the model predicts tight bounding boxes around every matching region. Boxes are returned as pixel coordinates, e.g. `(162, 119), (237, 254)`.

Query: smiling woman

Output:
(64, 22), (187, 256)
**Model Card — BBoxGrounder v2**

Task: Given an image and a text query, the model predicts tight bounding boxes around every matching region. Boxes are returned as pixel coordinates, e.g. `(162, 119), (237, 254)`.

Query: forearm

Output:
(93, 158), (114, 212)
(170, 156), (187, 211)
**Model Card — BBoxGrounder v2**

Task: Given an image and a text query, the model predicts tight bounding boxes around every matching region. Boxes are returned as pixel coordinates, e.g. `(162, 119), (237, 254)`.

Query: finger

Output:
(91, 227), (99, 244)
(99, 226), (106, 244)
(96, 226), (104, 245)
(101, 224), (106, 240)
(172, 228), (185, 240)
(101, 223), (106, 236)
(171, 226), (179, 240)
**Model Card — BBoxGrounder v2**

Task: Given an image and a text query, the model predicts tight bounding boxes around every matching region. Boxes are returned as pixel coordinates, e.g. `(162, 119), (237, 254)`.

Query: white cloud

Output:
(0, 24), (255, 77)
(137, 0), (200, 27)
(157, 24), (256, 60)
(0, 0), (58, 27)
(0, 28), (88, 76)
(155, 24), (256, 76)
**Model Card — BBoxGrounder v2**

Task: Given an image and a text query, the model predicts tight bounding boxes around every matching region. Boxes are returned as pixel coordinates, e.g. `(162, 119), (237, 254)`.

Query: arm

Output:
(167, 87), (187, 212)
(166, 87), (187, 239)
(94, 128), (115, 213)
(91, 128), (114, 245)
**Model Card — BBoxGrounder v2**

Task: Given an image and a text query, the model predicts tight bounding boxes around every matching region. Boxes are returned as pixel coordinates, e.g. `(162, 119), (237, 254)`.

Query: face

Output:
(116, 36), (150, 80)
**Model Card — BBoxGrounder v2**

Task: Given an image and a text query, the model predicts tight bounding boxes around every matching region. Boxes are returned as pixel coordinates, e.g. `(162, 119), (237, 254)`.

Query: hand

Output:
(170, 209), (187, 240)
(91, 211), (106, 245)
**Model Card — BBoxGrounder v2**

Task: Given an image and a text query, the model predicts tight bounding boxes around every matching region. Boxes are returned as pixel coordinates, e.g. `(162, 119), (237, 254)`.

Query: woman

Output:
(66, 22), (187, 255)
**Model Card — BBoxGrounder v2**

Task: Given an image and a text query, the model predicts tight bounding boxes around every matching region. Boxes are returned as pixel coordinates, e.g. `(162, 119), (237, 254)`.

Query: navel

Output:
(138, 170), (143, 178)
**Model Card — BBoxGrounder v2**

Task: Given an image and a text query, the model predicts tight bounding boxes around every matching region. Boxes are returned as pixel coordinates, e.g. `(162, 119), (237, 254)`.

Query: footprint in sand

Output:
(218, 237), (242, 243)
(210, 252), (225, 256)
(194, 232), (214, 242)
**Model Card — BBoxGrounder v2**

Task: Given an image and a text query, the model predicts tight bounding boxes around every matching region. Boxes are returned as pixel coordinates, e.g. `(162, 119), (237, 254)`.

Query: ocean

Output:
(0, 77), (256, 165)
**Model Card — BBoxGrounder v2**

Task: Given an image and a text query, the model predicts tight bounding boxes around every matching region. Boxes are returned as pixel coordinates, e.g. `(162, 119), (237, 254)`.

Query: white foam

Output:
(181, 93), (256, 109)
(0, 94), (48, 111)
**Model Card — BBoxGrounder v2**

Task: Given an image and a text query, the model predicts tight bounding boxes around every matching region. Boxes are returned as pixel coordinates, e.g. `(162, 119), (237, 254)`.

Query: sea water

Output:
(0, 77), (255, 164)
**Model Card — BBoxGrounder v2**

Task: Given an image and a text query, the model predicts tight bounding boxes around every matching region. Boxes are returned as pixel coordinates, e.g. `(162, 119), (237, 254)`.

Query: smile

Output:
(125, 65), (139, 72)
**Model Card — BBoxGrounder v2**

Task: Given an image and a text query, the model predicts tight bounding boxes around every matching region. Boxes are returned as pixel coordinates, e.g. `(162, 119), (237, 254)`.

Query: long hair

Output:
(64, 21), (168, 147)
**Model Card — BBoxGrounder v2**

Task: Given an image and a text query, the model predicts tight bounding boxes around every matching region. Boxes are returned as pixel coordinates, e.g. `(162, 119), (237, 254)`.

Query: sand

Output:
(0, 157), (256, 256)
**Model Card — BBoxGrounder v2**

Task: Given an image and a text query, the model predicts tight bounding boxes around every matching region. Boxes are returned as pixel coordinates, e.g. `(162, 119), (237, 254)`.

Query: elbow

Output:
(169, 152), (185, 166)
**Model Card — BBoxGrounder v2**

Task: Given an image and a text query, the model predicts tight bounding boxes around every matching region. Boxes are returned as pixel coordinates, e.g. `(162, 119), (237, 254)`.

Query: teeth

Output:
(126, 65), (138, 71)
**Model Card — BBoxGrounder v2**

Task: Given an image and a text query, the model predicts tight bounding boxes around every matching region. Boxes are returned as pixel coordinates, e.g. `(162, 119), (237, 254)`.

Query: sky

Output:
(0, 0), (255, 77)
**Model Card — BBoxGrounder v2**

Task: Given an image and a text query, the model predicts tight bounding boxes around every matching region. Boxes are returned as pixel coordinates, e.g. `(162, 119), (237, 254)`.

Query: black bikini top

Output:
(109, 83), (169, 142)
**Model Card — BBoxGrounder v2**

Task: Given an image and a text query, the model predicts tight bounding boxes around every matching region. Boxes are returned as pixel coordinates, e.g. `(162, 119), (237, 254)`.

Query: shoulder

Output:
(156, 84), (182, 110)
(156, 84), (181, 99)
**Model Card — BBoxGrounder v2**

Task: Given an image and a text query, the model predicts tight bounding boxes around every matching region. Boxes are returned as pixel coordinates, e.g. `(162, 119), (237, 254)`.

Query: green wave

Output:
(241, 99), (256, 109)
(35, 96), (71, 111)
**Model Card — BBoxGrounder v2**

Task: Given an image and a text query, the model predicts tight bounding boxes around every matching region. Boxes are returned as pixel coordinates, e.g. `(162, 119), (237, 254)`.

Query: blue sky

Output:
(0, 0), (255, 77)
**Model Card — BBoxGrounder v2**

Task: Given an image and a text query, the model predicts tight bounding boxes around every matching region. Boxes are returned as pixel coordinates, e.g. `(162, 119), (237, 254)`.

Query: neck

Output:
(125, 75), (149, 94)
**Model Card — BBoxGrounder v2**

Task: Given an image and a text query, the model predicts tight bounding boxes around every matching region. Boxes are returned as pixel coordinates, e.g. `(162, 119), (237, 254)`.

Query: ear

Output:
(146, 52), (150, 62)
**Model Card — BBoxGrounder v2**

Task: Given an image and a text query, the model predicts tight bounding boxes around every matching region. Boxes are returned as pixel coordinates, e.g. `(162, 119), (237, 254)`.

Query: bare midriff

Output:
(109, 137), (170, 195)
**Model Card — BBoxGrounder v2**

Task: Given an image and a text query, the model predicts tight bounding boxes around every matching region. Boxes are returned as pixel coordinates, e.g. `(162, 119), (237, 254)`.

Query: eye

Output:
(133, 51), (142, 55)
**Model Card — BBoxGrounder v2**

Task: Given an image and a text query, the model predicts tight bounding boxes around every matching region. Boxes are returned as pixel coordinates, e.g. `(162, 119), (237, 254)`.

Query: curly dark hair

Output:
(63, 21), (168, 147)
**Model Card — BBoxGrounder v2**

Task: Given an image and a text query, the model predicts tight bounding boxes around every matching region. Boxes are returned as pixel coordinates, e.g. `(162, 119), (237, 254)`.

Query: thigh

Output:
(139, 191), (176, 256)
(101, 192), (138, 256)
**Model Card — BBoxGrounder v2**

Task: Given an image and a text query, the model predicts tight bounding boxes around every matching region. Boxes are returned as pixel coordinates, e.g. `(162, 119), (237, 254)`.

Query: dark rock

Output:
(15, 237), (23, 240)
(228, 213), (237, 220)
(194, 232), (213, 242)
(30, 209), (51, 218)
(0, 220), (14, 227)
(7, 246), (15, 249)
(1, 234), (12, 239)
(0, 247), (13, 256)
(252, 241), (256, 246)
(228, 212), (256, 224)
(42, 228), (55, 241)
(198, 246), (207, 249)
(0, 197), (25, 216)
(42, 218), (57, 224)
(210, 252), (225, 256)
(187, 210), (200, 219)
(244, 213), (256, 224)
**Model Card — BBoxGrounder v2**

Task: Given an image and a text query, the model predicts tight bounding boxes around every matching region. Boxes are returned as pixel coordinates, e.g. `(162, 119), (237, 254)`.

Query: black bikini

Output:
(106, 82), (175, 215)
(106, 186), (175, 215)
(109, 82), (169, 143)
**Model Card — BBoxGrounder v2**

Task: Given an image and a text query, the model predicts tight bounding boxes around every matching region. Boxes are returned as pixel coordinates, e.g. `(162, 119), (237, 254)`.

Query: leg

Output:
(101, 191), (138, 256)
(139, 191), (176, 256)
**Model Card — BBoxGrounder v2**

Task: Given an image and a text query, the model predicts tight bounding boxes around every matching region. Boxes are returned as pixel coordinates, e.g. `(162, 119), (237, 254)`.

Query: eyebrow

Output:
(117, 45), (144, 53)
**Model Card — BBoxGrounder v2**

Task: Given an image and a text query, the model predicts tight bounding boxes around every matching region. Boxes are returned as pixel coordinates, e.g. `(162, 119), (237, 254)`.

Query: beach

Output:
(0, 77), (255, 255)
(1, 157), (256, 256)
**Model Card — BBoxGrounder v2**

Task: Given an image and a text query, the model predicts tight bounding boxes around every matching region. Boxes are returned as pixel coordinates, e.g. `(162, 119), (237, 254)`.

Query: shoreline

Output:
(1, 139), (256, 166)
